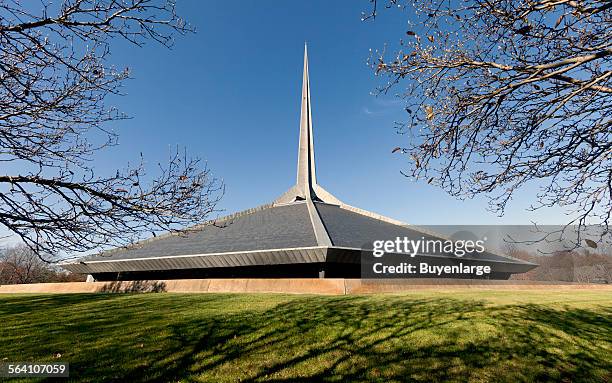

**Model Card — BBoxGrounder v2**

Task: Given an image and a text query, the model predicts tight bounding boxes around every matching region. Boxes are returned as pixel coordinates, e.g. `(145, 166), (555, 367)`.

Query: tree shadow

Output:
(0, 294), (610, 382)
(134, 298), (611, 382)
(97, 280), (167, 293)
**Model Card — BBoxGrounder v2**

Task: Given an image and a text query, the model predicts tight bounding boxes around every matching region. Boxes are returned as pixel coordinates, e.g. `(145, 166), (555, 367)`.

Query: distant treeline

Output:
(0, 245), (85, 285)
(510, 249), (611, 283)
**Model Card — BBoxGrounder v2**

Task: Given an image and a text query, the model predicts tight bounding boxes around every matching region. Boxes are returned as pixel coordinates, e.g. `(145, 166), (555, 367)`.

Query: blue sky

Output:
(78, 0), (571, 225)
(3, 0), (571, 247)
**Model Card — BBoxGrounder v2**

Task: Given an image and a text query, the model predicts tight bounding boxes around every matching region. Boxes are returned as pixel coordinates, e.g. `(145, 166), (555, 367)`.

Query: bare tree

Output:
(366, 0), (611, 246)
(0, 244), (51, 283)
(0, 244), (85, 283)
(0, 0), (223, 261)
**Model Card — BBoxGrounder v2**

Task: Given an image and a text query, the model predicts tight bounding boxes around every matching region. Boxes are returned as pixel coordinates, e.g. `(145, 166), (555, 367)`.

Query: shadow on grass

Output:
(97, 280), (167, 293)
(0, 294), (610, 382)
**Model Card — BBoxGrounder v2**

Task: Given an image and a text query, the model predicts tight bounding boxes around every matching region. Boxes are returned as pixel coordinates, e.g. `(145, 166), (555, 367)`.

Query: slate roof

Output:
(315, 203), (514, 263)
(84, 202), (317, 261)
(78, 201), (522, 264)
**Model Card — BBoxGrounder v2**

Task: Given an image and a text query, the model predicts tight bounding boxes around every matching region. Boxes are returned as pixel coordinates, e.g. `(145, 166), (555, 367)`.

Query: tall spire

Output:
(273, 45), (343, 206)
(296, 43), (316, 197)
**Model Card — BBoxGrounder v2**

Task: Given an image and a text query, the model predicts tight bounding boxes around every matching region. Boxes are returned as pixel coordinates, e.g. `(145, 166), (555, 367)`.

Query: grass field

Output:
(1, 290), (611, 382)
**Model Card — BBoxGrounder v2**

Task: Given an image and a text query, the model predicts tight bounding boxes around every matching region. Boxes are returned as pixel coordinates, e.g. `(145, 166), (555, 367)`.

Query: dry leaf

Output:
(584, 239), (598, 249)
(425, 105), (434, 120)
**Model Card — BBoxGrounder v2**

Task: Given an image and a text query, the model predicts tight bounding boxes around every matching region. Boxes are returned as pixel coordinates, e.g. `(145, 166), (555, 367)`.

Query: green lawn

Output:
(1, 291), (611, 382)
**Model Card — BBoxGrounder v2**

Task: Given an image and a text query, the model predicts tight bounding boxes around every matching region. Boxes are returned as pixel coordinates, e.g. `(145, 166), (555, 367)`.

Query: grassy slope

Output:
(1, 291), (610, 382)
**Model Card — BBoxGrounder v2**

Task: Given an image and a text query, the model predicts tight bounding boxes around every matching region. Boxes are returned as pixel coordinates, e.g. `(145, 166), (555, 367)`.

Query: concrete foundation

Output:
(1, 279), (610, 295)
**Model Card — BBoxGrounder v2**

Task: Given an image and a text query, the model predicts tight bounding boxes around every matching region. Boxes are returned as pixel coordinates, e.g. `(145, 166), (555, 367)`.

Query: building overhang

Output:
(61, 246), (537, 275)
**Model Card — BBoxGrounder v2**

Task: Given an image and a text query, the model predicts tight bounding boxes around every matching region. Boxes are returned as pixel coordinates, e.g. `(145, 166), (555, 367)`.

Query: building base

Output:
(1, 279), (609, 295)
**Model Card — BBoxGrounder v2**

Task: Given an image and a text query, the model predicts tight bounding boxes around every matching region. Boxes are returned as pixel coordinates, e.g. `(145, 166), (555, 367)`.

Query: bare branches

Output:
(0, 0), (190, 45)
(367, 0), (611, 246)
(0, 148), (223, 261)
(0, 1), (223, 261)
(0, 244), (52, 283)
(0, 244), (85, 282)
(0, 0), (192, 170)
(361, 0), (400, 21)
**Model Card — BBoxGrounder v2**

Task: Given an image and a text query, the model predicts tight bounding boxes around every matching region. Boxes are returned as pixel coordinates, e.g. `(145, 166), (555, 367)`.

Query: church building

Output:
(62, 46), (536, 281)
